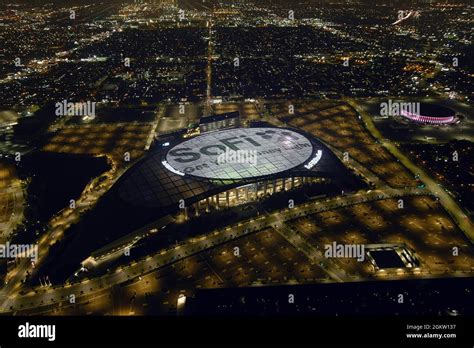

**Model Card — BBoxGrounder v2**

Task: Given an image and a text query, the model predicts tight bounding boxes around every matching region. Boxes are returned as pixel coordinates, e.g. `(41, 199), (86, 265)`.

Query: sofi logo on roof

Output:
(165, 128), (315, 180)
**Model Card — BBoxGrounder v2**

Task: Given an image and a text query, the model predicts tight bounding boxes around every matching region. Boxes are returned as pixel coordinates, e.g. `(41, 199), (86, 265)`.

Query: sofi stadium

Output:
(117, 125), (360, 220)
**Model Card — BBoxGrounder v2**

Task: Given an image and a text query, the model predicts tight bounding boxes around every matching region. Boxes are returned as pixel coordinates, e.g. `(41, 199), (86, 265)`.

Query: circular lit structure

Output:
(401, 103), (456, 124)
(165, 128), (314, 180)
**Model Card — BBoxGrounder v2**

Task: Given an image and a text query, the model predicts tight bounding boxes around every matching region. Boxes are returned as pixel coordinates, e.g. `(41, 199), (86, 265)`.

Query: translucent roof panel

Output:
(165, 128), (314, 180)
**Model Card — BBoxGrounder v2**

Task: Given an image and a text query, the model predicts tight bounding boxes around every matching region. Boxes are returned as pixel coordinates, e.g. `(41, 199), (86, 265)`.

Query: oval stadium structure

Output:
(401, 103), (456, 124)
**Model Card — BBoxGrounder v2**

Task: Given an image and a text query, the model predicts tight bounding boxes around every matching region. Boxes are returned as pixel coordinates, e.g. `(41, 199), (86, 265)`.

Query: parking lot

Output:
(287, 196), (474, 278)
(267, 100), (417, 188)
(42, 123), (153, 165)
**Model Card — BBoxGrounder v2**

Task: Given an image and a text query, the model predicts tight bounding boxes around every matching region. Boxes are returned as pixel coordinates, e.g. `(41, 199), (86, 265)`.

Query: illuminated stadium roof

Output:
(165, 128), (314, 180)
(117, 126), (359, 209)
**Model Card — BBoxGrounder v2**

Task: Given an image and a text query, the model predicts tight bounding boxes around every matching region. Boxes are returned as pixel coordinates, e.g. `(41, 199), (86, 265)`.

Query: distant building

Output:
(199, 111), (240, 133)
(401, 103), (457, 125)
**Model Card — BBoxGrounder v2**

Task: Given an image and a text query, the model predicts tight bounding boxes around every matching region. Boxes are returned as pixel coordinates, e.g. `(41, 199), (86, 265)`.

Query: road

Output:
(204, 19), (214, 115)
(273, 222), (349, 282)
